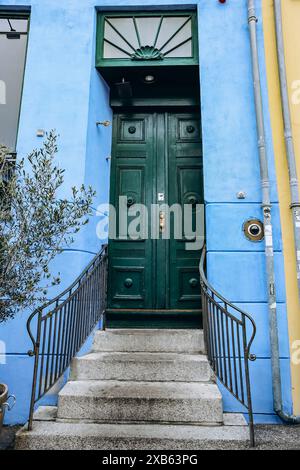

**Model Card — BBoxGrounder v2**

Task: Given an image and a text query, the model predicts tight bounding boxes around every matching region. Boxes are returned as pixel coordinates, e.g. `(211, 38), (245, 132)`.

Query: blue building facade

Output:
(0, 0), (294, 425)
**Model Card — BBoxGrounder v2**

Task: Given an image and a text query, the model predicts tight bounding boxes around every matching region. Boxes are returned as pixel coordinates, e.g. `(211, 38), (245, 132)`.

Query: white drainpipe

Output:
(247, 0), (282, 416)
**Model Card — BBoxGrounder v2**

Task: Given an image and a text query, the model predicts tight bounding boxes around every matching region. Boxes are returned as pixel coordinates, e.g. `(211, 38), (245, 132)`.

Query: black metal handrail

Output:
(199, 245), (257, 447)
(26, 245), (108, 430)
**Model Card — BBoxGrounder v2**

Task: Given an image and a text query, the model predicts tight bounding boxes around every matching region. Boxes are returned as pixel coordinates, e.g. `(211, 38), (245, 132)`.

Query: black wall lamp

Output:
(6, 19), (21, 39)
(115, 78), (133, 99)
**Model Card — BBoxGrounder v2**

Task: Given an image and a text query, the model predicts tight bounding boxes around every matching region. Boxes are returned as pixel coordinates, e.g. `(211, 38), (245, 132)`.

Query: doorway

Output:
(107, 109), (204, 328)
(96, 9), (203, 328)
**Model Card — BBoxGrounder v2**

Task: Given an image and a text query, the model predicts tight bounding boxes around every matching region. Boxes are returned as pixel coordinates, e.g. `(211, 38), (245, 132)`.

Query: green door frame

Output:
(97, 8), (203, 328)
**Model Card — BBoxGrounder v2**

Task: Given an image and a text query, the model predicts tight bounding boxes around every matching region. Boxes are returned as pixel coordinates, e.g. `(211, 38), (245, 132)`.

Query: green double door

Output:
(107, 110), (203, 327)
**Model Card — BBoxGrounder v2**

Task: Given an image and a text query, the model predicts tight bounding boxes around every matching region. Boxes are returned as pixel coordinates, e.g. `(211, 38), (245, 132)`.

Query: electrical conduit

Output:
(247, 0), (283, 419)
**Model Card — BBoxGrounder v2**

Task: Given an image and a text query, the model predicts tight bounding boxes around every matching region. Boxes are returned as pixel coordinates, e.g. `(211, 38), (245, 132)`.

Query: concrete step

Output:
(70, 352), (212, 382)
(93, 329), (204, 353)
(32, 405), (247, 426)
(16, 414), (249, 450)
(57, 380), (223, 424)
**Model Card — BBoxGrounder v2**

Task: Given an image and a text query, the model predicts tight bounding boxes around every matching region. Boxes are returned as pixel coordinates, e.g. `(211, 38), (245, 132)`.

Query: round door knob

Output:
(188, 196), (198, 206)
(189, 278), (198, 288)
(128, 126), (136, 134)
(124, 278), (133, 288)
(186, 125), (195, 134)
(127, 196), (136, 207)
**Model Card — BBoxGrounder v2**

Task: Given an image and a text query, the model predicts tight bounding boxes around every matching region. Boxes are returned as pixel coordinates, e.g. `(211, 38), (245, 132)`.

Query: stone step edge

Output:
(70, 353), (214, 382)
(58, 380), (222, 400)
(73, 351), (209, 360)
(15, 420), (250, 451)
(95, 329), (204, 334)
(92, 329), (205, 353)
(31, 406), (247, 427)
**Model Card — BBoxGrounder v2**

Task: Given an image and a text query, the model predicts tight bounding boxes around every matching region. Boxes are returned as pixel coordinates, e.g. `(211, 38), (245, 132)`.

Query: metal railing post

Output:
(27, 310), (42, 431)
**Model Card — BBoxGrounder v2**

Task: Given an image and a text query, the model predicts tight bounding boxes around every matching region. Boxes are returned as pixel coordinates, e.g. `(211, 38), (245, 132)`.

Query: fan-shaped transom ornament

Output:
(102, 14), (193, 61)
(131, 46), (164, 61)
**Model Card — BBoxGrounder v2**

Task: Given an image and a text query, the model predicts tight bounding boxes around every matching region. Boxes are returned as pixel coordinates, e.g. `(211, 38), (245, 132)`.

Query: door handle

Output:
(159, 211), (165, 233)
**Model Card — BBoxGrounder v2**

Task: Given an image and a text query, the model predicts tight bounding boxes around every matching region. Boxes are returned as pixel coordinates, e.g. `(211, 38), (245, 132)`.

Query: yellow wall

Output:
(263, 0), (300, 415)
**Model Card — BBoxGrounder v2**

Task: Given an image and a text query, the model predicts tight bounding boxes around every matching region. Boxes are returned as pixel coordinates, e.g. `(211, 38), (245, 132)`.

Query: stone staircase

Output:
(16, 329), (249, 450)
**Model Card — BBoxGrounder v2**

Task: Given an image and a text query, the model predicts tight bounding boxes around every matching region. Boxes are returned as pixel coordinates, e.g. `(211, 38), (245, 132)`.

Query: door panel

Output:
(108, 110), (203, 323)
(109, 113), (154, 309)
(168, 113), (203, 310)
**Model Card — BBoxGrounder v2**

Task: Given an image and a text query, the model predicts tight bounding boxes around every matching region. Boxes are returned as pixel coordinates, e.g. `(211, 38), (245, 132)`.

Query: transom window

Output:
(97, 12), (198, 67)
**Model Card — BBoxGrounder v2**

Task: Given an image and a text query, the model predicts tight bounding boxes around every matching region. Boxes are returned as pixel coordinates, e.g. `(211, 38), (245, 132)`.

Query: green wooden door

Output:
(107, 110), (203, 327)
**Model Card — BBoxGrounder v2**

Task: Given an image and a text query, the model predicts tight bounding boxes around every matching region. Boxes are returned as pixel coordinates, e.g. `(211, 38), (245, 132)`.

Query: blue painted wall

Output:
(0, 0), (292, 425)
(0, 0), (112, 424)
(200, 0), (292, 421)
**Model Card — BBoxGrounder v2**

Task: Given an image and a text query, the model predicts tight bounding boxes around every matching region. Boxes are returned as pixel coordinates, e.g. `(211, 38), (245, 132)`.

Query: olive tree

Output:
(0, 131), (95, 323)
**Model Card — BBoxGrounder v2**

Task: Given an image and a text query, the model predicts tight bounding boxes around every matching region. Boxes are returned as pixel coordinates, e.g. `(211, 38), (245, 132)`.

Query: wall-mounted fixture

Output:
(143, 74), (156, 84)
(115, 78), (132, 99)
(96, 120), (111, 127)
(6, 19), (21, 39)
(36, 129), (45, 137)
(243, 219), (264, 242)
(237, 191), (246, 200)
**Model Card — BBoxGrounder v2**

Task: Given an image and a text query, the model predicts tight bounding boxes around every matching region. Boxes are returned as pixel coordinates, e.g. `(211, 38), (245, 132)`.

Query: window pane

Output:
(102, 15), (194, 60)
(164, 39), (192, 58)
(161, 22), (192, 57)
(103, 41), (130, 59)
(0, 18), (28, 33)
(135, 17), (161, 47)
(0, 17), (28, 150)
(155, 17), (191, 50)
(106, 17), (139, 50)
(104, 22), (133, 56)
